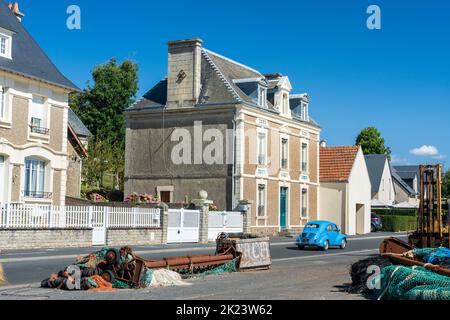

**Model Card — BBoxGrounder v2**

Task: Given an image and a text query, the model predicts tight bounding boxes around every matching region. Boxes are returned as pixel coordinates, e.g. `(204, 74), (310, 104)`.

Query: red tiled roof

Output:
(320, 146), (360, 182)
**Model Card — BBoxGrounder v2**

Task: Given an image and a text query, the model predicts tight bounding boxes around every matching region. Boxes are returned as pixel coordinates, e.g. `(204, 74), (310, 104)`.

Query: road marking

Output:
(0, 234), (404, 263)
(0, 247), (214, 263)
(272, 249), (379, 263)
(270, 234), (407, 247)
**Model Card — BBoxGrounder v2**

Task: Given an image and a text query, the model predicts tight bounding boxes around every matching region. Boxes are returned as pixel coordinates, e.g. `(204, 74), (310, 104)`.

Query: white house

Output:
(365, 154), (396, 206)
(319, 146), (372, 235)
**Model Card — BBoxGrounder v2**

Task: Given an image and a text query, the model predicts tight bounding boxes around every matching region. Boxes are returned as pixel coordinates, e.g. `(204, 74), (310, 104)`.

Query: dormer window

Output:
(282, 93), (289, 115)
(0, 28), (13, 59)
(301, 103), (309, 121)
(258, 86), (267, 107)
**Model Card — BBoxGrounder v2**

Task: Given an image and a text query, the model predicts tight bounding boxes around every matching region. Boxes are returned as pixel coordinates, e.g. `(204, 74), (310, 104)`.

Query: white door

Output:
(0, 156), (4, 203)
(168, 209), (200, 243)
(208, 212), (243, 241)
(91, 207), (107, 246)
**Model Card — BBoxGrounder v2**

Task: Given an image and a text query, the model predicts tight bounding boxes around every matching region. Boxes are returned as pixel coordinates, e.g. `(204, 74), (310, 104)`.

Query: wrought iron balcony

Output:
(22, 191), (53, 199)
(30, 125), (50, 135)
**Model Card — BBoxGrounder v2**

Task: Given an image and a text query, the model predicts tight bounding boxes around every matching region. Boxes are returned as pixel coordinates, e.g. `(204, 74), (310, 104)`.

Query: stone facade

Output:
(0, 72), (71, 206)
(125, 39), (321, 236)
(106, 229), (163, 247)
(66, 140), (82, 198)
(0, 229), (93, 250)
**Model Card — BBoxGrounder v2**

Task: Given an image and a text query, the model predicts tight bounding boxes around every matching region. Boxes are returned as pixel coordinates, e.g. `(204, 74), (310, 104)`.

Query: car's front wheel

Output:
(340, 239), (347, 249)
(322, 240), (329, 251)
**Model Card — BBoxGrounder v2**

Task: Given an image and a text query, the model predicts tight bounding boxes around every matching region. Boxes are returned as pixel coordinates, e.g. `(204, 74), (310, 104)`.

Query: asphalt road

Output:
(0, 232), (406, 287)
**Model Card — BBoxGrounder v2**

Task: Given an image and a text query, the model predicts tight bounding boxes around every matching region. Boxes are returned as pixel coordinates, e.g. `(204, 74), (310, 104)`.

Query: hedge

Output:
(379, 215), (417, 232)
(373, 208), (417, 217)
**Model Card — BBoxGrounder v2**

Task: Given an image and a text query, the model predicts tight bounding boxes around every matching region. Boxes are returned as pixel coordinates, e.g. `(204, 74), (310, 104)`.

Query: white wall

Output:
(376, 160), (396, 205)
(320, 182), (347, 229)
(347, 148), (372, 235)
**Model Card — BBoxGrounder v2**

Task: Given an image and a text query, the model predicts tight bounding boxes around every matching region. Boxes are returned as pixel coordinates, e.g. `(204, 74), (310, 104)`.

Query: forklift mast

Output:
(409, 164), (449, 248)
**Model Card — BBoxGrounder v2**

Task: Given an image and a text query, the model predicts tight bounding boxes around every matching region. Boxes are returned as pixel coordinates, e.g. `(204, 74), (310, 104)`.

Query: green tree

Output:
(71, 58), (138, 192)
(442, 169), (450, 198)
(356, 127), (392, 158)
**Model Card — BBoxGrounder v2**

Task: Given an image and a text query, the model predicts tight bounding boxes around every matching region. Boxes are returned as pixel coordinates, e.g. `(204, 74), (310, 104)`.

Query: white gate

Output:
(168, 209), (200, 243)
(208, 211), (243, 241)
(91, 207), (107, 246)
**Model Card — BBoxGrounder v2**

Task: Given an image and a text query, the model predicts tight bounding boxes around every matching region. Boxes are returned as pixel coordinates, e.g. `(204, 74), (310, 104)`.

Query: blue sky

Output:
(20, 0), (450, 167)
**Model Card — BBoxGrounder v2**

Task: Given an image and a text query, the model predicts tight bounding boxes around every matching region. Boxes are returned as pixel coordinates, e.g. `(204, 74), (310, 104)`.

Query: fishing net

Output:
(75, 247), (109, 268)
(193, 258), (239, 277)
(147, 269), (191, 288)
(407, 247), (450, 268)
(140, 268), (153, 287)
(112, 279), (130, 289)
(87, 275), (116, 292)
(348, 256), (392, 295)
(375, 265), (450, 300)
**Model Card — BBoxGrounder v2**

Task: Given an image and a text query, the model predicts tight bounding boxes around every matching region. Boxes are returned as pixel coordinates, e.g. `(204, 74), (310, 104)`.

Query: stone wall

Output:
(0, 229), (92, 250)
(106, 228), (163, 247)
(0, 227), (164, 250)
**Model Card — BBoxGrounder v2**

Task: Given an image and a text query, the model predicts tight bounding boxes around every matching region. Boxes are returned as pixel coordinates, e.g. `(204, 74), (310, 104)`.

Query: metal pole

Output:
(436, 164), (443, 241)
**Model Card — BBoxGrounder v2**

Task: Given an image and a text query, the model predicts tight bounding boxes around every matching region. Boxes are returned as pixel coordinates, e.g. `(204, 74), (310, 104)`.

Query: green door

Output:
(280, 187), (287, 229)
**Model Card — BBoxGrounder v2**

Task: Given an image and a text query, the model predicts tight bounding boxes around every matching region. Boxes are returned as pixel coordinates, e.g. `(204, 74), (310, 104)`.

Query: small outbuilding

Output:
(319, 146), (372, 235)
(365, 154), (396, 206)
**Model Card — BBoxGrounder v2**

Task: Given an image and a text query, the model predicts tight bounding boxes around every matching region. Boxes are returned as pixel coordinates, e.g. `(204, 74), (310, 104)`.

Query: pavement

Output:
(0, 232), (407, 300)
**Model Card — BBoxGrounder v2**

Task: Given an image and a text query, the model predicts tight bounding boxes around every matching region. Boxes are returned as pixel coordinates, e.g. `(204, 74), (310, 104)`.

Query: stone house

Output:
(319, 146), (371, 235)
(66, 109), (90, 198)
(125, 38), (321, 235)
(0, 2), (79, 205)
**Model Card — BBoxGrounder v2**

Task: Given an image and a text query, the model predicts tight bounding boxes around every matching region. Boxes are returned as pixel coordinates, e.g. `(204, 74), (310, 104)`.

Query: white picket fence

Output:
(0, 204), (161, 229)
(208, 211), (243, 241)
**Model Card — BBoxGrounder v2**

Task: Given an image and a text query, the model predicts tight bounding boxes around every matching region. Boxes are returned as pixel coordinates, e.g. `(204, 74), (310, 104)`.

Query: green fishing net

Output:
(374, 265), (450, 300)
(75, 247), (110, 268)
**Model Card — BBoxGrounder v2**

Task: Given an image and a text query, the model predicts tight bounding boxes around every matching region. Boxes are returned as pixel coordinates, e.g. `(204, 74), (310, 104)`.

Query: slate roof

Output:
(128, 41), (319, 128)
(364, 154), (389, 193)
(68, 108), (91, 138)
(392, 165), (419, 181)
(0, 1), (78, 91)
(391, 165), (417, 196)
(128, 78), (167, 111)
(320, 146), (360, 182)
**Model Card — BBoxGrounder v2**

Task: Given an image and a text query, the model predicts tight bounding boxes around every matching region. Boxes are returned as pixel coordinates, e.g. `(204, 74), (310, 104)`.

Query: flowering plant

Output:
(124, 192), (161, 204)
(209, 204), (219, 211)
(91, 193), (108, 203)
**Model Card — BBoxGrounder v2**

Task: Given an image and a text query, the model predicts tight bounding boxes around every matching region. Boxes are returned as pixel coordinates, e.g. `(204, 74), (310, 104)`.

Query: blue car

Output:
(295, 220), (347, 251)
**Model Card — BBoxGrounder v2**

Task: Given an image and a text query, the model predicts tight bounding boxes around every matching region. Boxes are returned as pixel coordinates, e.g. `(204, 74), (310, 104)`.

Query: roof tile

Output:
(320, 146), (359, 182)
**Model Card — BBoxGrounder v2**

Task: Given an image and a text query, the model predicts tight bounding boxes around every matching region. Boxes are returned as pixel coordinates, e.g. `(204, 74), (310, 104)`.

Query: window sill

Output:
(256, 216), (268, 220)
(28, 133), (50, 142)
(23, 198), (53, 204)
(0, 119), (11, 129)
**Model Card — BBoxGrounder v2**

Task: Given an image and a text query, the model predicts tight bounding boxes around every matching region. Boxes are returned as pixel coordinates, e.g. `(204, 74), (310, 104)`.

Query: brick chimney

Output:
(166, 38), (203, 108)
(8, 2), (25, 22)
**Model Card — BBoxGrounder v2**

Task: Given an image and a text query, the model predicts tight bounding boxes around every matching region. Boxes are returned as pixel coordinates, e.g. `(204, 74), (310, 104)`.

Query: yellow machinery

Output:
(409, 164), (449, 248)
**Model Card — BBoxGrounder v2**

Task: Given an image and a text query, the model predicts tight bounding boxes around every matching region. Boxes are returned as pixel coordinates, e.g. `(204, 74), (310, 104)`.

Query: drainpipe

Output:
(231, 110), (237, 210)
